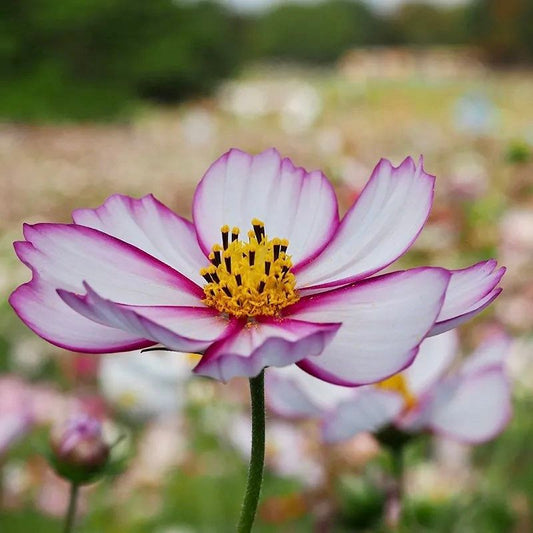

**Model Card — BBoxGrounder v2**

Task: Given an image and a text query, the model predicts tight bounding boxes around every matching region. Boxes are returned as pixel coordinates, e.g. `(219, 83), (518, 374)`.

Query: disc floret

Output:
(201, 219), (299, 318)
(376, 374), (417, 410)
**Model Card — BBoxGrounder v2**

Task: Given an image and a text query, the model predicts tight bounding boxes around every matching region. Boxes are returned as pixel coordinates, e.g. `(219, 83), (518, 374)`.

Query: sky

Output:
(215, 0), (468, 14)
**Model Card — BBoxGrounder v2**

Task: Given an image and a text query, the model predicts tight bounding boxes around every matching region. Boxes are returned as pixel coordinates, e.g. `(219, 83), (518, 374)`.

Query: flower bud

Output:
(50, 413), (110, 484)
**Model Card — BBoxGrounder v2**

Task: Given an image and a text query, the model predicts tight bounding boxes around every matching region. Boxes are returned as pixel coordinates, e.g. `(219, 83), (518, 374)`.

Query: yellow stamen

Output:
(375, 374), (417, 410)
(186, 353), (202, 366)
(201, 220), (299, 318)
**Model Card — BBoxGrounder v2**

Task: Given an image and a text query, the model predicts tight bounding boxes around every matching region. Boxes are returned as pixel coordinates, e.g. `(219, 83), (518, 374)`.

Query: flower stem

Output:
(237, 370), (265, 533)
(392, 446), (404, 498)
(63, 482), (79, 533)
(385, 447), (405, 531)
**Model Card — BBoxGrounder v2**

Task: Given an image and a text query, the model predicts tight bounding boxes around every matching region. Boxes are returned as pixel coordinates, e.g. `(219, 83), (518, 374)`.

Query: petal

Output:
(9, 278), (152, 353)
(193, 148), (339, 268)
(193, 317), (341, 382)
(459, 330), (511, 376)
(295, 157), (435, 290)
(265, 365), (355, 418)
(0, 379), (33, 453)
(290, 267), (450, 385)
(73, 194), (208, 287)
(404, 330), (458, 396)
(410, 369), (512, 443)
(18, 223), (202, 306)
(322, 388), (404, 443)
(58, 283), (231, 353)
(429, 260), (505, 336)
(0, 414), (32, 454)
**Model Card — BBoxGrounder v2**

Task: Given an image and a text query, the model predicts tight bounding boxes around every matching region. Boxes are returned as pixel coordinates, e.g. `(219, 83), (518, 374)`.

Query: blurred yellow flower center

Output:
(116, 390), (139, 409)
(376, 374), (417, 410)
(186, 352), (203, 366)
(201, 219), (299, 318)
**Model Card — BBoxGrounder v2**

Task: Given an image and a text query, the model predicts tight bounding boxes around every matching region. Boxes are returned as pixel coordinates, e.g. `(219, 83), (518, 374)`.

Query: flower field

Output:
(1, 63), (532, 532)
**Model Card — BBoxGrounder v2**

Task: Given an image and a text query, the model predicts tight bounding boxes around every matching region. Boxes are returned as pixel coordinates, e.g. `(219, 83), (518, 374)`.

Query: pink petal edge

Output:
(58, 282), (231, 353)
(290, 267), (450, 386)
(72, 193), (209, 287)
(193, 317), (341, 382)
(192, 148), (340, 269)
(295, 156), (435, 291)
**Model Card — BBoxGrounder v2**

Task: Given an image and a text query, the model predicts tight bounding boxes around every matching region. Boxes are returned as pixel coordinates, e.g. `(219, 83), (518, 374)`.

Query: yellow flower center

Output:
(116, 390), (140, 409)
(201, 219), (300, 318)
(375, 374), (417, 410)
(186, 353), (203, 366)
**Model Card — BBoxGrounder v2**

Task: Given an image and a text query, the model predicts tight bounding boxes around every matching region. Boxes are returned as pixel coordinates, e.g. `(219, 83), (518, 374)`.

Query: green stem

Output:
(385, 446), (405, 531)
(63, 482), (79, 533)
(391, 446), (404, 500)
(237, 370), (265, 533)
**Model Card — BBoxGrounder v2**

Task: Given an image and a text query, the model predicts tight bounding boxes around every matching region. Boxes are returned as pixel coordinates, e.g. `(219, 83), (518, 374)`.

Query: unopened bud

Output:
(50, 413), (110, 483)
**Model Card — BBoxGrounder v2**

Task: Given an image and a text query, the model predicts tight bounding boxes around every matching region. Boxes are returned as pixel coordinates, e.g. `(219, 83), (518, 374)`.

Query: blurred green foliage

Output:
(1, 0), (533, 121)
(2, 395), (529, 531)
(247, 0), (384, 64)
(388, 2), (470, 45)
(0, 0), (243, 121)
(505, 139), (533, 164)
(466, 0), (533, 64)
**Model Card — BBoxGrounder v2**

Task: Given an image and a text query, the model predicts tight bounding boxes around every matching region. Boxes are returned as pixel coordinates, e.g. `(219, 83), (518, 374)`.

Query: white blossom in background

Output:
(267, 329), (512, 444)
(99, 351), (195, 420)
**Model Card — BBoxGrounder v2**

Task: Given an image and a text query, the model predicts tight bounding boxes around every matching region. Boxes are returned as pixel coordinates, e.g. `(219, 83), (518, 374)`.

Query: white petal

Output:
(193, 148), (339, 268)
(73, 194), (208, 287)
(425, 370), (511, 443)
(9, 279), (152, 353)
(460, 330), (511, 376)
(58, 283), (230, 353)
(290, 267), (450, 385)
(404, 330), (458, 396)
(296, 157), (435, 289)
(265, 365), (356, 418)
(18, 223), (201, 306)
(322, 388), (404, 443)
(193, 317), (340, 382)
(429, 260), (505, 335)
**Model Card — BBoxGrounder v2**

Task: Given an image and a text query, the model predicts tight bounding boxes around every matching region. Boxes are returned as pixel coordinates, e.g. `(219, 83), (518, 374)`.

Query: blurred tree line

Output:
(0, 0), (243, 120)
(1, 0), (532, 121)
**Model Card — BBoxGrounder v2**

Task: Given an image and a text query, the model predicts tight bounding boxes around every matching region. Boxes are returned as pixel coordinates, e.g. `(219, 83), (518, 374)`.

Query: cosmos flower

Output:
(266, 330), (512, 444)
(99, 350), (196, 420)
(10, 149), (504, 383)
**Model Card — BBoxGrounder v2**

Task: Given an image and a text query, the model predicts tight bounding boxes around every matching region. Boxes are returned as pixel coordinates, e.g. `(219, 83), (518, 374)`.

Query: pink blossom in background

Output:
(0, 377), (105, 456)
(266, 329), (512, 444)
(10, 148), (504, 384)
(0, 378), (33, 456)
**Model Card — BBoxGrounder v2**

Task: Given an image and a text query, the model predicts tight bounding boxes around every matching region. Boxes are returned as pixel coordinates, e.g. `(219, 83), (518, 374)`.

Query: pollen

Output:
(375, 374), (417, 411)
(201, 219), (299, 318)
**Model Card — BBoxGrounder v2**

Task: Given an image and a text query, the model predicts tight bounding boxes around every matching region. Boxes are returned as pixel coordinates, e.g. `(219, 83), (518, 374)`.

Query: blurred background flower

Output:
(266, 329), (512, 444)
(99, 351), (196, 421)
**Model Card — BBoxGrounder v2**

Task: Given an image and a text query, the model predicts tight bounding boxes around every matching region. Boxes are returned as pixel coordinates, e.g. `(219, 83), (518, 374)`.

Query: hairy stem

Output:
(237, 370), (265, 533)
